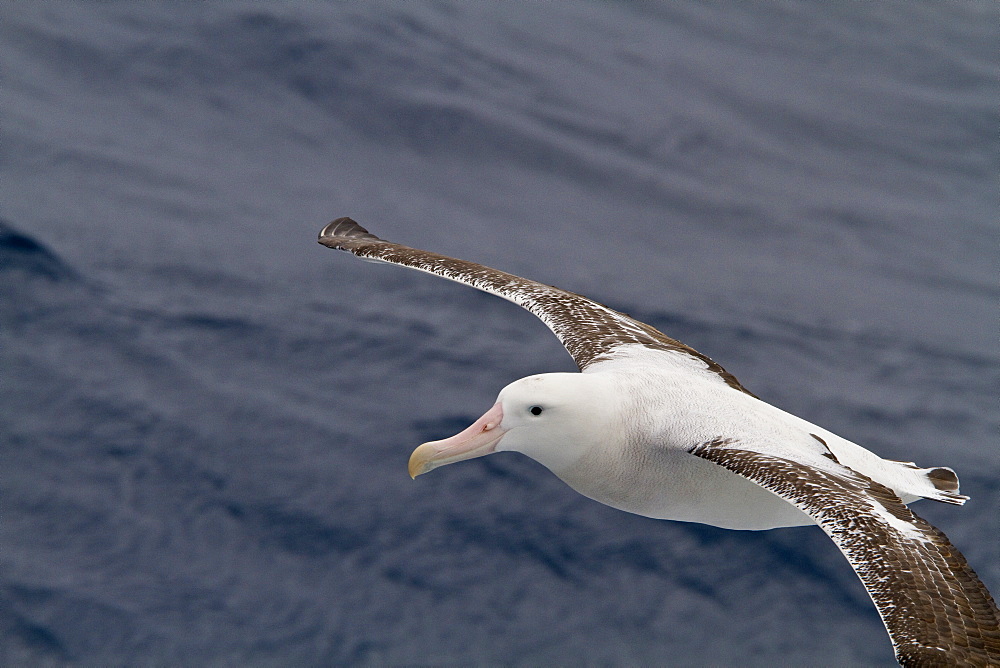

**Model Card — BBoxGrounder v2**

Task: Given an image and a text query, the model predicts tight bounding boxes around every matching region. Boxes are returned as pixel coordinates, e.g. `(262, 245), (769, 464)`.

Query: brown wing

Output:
(689, 438), (1000, 667)
(318, 217), (751, 394)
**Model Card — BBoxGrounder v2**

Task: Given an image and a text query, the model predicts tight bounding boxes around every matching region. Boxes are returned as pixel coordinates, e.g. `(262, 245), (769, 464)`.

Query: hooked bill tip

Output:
(407, 442), (434, 479)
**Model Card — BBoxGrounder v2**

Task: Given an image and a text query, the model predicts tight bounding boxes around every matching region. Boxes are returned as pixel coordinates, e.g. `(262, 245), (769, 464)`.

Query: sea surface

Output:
(1, 2), (997, 665)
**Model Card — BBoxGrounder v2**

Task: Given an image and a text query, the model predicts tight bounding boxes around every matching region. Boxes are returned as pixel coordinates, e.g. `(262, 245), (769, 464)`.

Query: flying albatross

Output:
(318, 217), (999, 666)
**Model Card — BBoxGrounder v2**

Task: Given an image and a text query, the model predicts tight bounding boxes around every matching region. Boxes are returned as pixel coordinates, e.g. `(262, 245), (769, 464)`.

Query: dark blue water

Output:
(1, 2), (997, 665)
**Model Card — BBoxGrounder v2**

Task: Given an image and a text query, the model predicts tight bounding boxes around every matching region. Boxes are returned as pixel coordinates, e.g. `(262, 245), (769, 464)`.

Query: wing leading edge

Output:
(318, 217), (751, 394)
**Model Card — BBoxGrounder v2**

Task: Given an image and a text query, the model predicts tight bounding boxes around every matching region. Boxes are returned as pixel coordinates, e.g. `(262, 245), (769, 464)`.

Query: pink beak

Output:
(408, 402), (506, 478)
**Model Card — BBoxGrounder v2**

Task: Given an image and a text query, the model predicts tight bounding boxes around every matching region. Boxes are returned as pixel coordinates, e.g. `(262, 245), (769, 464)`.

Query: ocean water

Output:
(1, 2), (997, 665)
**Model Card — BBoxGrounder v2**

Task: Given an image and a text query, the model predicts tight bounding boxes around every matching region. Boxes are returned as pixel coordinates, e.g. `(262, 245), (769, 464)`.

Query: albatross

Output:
(318, 217), (999, 666)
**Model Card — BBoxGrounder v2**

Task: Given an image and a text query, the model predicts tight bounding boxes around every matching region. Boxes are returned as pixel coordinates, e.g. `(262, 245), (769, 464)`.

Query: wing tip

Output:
(318, 217), (381, 246)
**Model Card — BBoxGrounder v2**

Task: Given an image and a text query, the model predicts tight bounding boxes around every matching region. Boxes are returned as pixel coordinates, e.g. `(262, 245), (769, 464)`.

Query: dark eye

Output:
(529, 406), (543, 416)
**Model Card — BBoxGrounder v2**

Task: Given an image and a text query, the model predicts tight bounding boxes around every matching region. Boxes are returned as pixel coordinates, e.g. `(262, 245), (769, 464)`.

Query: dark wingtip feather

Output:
(318, 217), (381, 245)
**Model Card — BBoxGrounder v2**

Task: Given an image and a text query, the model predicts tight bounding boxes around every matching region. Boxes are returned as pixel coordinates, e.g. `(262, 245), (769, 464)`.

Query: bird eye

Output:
(529, 406), (543, 416)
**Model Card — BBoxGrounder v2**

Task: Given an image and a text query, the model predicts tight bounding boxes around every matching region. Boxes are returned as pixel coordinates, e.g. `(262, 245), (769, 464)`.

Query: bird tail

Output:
(889, 460), (969, 506)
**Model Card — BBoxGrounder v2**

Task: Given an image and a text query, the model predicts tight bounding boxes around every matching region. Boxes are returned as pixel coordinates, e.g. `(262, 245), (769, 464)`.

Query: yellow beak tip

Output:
(407, 448), (429, 479)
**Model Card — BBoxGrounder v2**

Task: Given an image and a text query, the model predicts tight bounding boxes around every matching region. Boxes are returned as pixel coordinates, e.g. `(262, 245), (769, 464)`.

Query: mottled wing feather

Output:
(689, 438), (1000, 667)
(319, 217), (752, 394)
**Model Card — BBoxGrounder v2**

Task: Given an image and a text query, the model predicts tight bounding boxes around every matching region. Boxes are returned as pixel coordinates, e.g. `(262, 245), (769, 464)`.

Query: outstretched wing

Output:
(688, 438), (1000, 666)
(318, 217), (751, 394)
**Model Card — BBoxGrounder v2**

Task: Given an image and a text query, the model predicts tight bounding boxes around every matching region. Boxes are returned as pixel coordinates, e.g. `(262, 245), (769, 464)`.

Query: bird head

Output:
(408, 372), (616, 478)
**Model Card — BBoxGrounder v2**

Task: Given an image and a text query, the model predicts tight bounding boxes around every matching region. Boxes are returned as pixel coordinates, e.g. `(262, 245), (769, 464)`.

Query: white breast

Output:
(539, 356), (818, 530)
(558, 438), (815, 530)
